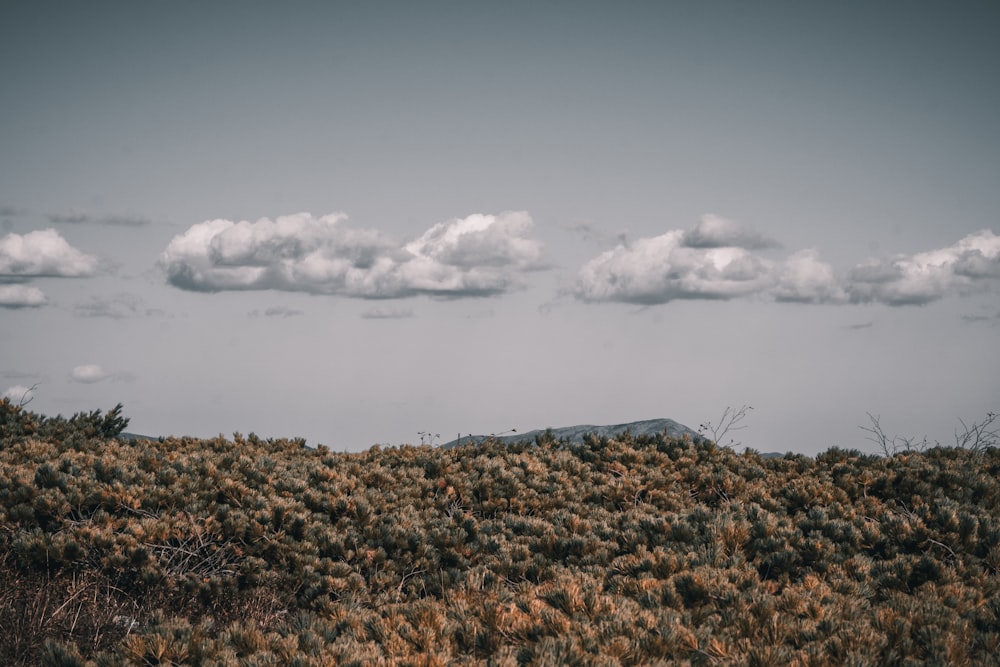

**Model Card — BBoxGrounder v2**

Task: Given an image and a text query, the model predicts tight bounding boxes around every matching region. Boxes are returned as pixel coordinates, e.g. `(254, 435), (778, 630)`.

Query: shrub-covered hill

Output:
(2, 402), (1000, 666)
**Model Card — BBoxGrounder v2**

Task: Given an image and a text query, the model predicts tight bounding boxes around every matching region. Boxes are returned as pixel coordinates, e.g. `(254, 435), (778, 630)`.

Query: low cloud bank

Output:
(574, 216), (1000, 307)
(160, 211), (545, 299)
(845, 229), (1000, 306)
(159, 210), (998, 308)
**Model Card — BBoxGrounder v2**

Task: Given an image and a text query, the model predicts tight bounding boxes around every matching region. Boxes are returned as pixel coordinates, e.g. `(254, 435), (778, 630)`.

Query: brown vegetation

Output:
(2, 399), (999, 665)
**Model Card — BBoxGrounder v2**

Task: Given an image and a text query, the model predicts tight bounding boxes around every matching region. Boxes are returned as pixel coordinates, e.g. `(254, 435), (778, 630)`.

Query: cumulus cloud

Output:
(681, 214), (781, 250)
(160, 211), (544, 299)
(0, 229), (100, 278)
(574, 225), (774, 305)
(846, 229), (1000, 306)
(0, 284), (47, 309)
(770, 250), (846, 304)
(405, 212), (543, 270)
(575, 218), (1000, 308)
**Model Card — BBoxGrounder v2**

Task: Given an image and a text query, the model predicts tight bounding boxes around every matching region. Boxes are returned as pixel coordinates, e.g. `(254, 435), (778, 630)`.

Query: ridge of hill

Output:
(441, 417), (700, 448)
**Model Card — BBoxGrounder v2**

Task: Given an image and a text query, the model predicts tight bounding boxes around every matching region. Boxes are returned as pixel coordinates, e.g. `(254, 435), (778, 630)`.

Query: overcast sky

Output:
(2, 1), (998, 455)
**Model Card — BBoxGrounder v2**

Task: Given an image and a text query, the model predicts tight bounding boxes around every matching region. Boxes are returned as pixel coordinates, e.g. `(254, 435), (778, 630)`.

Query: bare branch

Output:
(954, 411), (999, 452)
(859, 412), (893, 456)
(16, 383), (39, 408)
(860, 413), (932, 456)
(699, 405), (753, 448)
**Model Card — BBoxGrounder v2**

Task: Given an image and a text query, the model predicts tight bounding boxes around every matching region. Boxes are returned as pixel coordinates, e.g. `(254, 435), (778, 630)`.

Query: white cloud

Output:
(0, 284), (47, 308)
(160, 211), (544, 299)
(770, 250), (846, 304)
(846, 229), (1000, 306)
(70, 364), (109, 384)
(681, 214), (781, 250)
(574, 227), (773, 304)
(2, 384), (34, 404)
(0, 229), (100, 278)
(575, 219), (1000, 308)
(405, 211), (543, 269)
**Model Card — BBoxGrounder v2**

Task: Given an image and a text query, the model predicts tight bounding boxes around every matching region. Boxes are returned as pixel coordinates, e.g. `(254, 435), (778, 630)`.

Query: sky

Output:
(1, 1), (998, 455)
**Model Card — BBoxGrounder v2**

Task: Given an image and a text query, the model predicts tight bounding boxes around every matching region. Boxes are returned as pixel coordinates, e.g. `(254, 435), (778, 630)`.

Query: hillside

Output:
(2, 400), (1000, 665)
(440, 418), (700, 449)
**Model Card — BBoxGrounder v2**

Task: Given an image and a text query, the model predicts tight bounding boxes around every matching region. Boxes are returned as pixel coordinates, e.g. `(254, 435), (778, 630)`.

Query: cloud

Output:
(249, 306), (303, 318)
(681, 214), (781, 250)
(575, 218), (1000, 308)
(361, 307), (414, 319)
(2, 385), (35, 404)
(0, 206), (26, 217)
(70, 364), (109, 384)
(66, 365), (133, 384)
(846, 229), (1000, 306)
(573, 225), (773, 305)
(770, 250), (846, 304)
(0, 284), (47, 309)
(0, 229), (100, 278)
(405, 212), (544, 270)
(160, 211), (545, 299)
(48, 212), (151, 227)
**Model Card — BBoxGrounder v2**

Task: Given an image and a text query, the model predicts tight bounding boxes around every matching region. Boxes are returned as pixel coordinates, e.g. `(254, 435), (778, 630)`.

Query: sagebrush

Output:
(2, 400), (999, 665)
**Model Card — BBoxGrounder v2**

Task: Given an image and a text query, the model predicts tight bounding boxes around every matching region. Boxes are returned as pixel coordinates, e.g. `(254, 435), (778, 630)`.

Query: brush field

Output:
(2, 401), (999, 665)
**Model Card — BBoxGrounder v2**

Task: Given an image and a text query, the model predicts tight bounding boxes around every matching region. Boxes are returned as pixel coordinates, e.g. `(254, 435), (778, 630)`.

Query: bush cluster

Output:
(2, 400), (999, 665)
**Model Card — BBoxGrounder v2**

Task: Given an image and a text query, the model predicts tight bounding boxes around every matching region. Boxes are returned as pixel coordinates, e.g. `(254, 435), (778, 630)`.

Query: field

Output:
(2, 400), (999, 665)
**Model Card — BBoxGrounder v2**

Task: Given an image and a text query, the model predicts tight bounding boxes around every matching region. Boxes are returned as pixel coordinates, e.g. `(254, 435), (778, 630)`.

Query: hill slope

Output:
(2, 400), (1000, 665)
(441, 417), (700, 448)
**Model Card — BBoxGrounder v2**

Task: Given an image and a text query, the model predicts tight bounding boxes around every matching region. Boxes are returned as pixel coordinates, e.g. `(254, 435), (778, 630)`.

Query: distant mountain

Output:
(441, 418), (700, 449)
